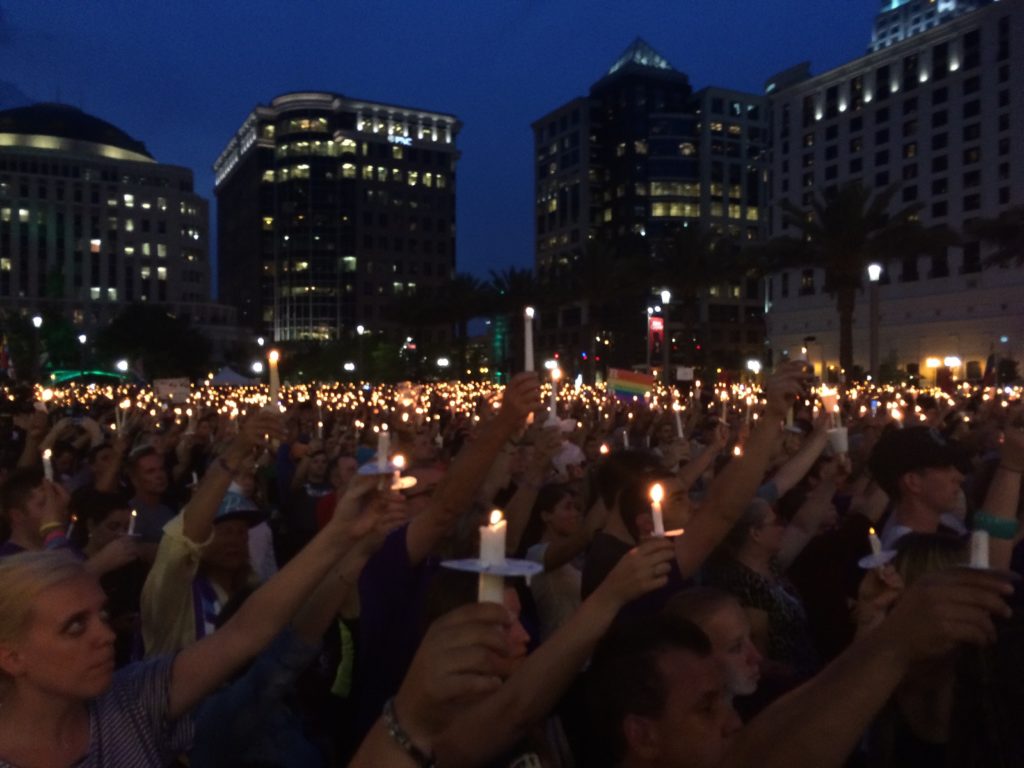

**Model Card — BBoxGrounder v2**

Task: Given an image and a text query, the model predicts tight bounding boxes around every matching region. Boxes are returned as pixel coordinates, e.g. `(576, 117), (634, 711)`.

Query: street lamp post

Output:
(867, 263), (882, 380)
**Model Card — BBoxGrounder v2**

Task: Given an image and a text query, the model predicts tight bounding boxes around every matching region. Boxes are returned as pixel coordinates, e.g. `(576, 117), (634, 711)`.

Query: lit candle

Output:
(969, 529), (989, 569)
(599, 443), (609, 456)
(66, 514), (76, 542)
(673, 402), (684, 439)
(720, 390), (729, 421)
(478, 509), (507, 603)
(317, 399), (324, 439)
(268, 349), (280, 405)
(649, 483), (665, 536)
(128, 508), (138, 537)
(549, 367), (561, 421)
(523, 307), (535, 372)
(377, 427), (390, 472)
(41, 448), (54, 482)
(392, 453), (405, 489)
(868, 527), (882, 557)
(745, 396), (754, 426)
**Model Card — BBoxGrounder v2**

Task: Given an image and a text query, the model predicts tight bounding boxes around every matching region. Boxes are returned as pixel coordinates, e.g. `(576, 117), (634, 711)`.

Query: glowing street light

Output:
(251, 361), (264, 374)
(437, 357), (450, 368)
(31, 315), (43, 329)
(115, 359), (129, 372)
(77, 334), (87, 345)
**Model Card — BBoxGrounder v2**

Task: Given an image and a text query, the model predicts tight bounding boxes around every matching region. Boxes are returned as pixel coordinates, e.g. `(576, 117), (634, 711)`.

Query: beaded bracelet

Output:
(383, 697), (435, 767)
(38, 521), (64, 536)
(973, 511), (1019, 541)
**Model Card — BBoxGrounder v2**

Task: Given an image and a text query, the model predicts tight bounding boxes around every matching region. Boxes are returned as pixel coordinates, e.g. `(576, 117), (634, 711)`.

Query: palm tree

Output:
(965, 205), (1024, 266)
(436, 273), (494, 375)
(771, 181), (955, 371)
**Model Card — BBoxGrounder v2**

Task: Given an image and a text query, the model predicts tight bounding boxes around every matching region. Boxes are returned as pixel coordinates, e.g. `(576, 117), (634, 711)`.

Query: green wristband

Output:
(973, 511), (1019, 541)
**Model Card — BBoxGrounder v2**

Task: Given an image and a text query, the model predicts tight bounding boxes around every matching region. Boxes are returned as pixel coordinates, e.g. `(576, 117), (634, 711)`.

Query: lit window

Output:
(124, 246), (135, 256)
(18, 209), (29, 223)
(678, 143), (696, 156)
(107, 287), (117, 300)
(407, 171), (418, 187)
(436, 174), (446, 189)
(341, 163), (356, 179)
(392, 146), (403, 159)
(362, 165), (374, 180)
(0, 208), (9, 222)
(339, 138), (357, 154)
(261, 170), (275, 183)
(142, 243), (151, 256)
(125, 219), (134, 232)
(123, 194), (134, 208)
(141, 201), (151, 210)
(141, 266), (151, 280)
(342, 256), (357, 272)
(157, 267), (167, 281)
(158, 197), (167, 211)
(90, 287), (101, 300)
(0, 258), (10, 271)
(423, 172), (433, 188)
(90, 238), (101, 253)
(157, 244), (167, 258)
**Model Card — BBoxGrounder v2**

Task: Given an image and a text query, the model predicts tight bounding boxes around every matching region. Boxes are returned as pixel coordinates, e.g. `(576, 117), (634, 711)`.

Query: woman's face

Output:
(88, 508), (131, 551)
(0, 576), (116, 700)
(542, 493), (581, 537)
(701, 601), (762, 697)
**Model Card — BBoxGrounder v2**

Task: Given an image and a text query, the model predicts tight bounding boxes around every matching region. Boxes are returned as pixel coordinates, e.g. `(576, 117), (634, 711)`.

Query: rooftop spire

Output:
(607, 38), (675, 75)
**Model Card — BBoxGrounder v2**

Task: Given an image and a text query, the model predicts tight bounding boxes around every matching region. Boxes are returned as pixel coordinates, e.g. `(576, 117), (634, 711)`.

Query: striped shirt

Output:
(0, 656), (193, 767)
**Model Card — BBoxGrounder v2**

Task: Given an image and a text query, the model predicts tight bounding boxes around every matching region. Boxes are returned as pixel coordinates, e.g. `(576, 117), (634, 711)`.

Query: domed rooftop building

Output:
(0, 101), (238, 355)
(0, 103), (154, 162)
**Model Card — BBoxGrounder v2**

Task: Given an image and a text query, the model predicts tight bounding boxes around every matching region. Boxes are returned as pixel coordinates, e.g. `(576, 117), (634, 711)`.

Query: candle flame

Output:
(489, 509), (504, 526)
(869, 527), (876, 536)
(524, 306), (535, 319)
(393, 454), (406, 470)
(131, 509), (137, 519)
(42, 448), (52, 460)
(268, 349), (280, 364)
(599, 443), (609, 455)
(551, 368), (562, 382)
(649, 483), (664, 504)
(41, 388), (53, 402)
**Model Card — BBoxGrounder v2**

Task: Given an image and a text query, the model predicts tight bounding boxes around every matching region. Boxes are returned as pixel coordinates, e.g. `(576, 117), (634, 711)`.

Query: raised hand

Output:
(594, 537), (676, 609)
(763, 361), (811, 419)
(499, 372), (543, 424)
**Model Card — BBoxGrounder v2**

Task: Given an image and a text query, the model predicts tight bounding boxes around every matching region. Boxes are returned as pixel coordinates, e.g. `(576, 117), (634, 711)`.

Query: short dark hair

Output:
(126, 445), (160, 471)
(0, 467), (45, 521)
(585, 615), (712, 767)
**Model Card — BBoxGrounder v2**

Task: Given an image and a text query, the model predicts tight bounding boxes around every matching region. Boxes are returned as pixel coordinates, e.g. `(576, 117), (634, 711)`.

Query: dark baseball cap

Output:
(868, 426), (971, 498)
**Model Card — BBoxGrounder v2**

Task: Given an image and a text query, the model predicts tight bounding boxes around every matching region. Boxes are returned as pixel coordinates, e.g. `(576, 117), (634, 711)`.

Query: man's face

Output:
(411, 432), (437, 464)
(908, 465), (964, 513)
(332, 456), (358, 488)
(90, 446), (115, 477)
(629, 650), (741, 768)
(88, 508), (131, 552)
(308, 453), (329, 482)
(13, 484), (49, 544)
(131, 454), (168, 496)
(203, 518), (251, 573)
(700, 602), (762, 697)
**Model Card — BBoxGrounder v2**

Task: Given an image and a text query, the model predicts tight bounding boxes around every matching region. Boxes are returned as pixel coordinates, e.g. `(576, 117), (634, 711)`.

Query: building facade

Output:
(532, 40), (768, 376)
(0, 103), (229, 337)
(214, 92), (460, 343)
(870, 0), (993, 52)
(765, 0), (1024, 382)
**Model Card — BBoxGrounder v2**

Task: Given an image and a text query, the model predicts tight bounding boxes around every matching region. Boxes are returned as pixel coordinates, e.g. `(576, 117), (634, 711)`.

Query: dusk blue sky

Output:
(2, 0), (879, 295)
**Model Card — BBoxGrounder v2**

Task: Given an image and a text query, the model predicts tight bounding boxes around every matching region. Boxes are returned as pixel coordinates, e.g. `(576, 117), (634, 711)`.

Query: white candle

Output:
(673, 403), (684, 439)
(41, 449), (54, 481)
(478, 509), (507, 603)
(377, 428), (390, 472)
(649, 483), (666, 537)
(66, 515), (76, 542)
(268, 349), (280, 405)
(549, 368), (561, 421)
(868, 527), (882, 557)
(623, 429), (630, 450)
(317, 399), (324, 439)
(745, 396), (754, 426)
(720, 391), (729, 421)
(969, 529), (990, 569)
(128, 508), (138, 537)
(523, 307), (535, 372)
(392, 453), (405, 489)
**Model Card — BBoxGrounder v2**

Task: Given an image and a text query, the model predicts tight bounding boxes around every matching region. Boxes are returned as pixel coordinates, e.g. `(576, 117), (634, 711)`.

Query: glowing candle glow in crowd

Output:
(127, 508), (138, 537)
(523, 307), (536, 372)
(649, 483), (665, 537)
(267, 349), (281, 406)
(868, 527), (882, 557)
(41, 449), (54, 482)
(478, 509), (507, 603)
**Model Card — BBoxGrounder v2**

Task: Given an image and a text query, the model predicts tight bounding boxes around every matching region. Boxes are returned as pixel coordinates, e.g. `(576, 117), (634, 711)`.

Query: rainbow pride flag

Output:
(607, 368), (655, 400)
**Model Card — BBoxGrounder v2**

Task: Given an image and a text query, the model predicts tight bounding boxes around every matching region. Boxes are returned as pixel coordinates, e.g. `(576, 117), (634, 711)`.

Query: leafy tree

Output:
(95, 305), (211, 380)
(966, 205), (1024, 266)
(769, 182), (954, 371)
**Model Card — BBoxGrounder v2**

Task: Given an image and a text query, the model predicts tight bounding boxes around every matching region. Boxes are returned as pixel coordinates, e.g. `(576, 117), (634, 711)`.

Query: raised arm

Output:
(675, 362), (807, 578)
(504, 426), (560, 554)
(723, 568), (1014, 768)
(167, 472), (388, 718)
(769, 415), (829, 497)
(405, 372), (540, 565)
(984, 424), (1024, 570)
(181, 411), (284, 543)
(777, 459), (841, 571)
(434, 539), (676, 767)
(676, 422), (726, 492)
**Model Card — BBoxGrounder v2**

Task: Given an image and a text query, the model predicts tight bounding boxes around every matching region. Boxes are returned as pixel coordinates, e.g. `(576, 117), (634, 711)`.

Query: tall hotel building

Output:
(765, 0), (1023, 380)
(214, 92), (460, 342)
(0, 104), (224, 334)
(533, 40), (768, 373)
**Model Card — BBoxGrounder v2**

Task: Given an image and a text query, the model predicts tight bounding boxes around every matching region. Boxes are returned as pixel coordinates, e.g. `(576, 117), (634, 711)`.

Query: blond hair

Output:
(0, 551), (86, 692)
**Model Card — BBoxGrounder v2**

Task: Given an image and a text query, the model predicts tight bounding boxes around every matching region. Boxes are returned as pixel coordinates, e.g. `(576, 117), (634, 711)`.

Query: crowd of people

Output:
(0, 362), (1021, 767)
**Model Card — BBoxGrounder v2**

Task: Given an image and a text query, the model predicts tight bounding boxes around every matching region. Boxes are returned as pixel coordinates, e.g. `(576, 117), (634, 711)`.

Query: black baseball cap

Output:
(868, 426), (971, 498)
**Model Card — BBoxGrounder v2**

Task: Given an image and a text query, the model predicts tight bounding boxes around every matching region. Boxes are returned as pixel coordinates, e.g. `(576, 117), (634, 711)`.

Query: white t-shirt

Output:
(526, 542), (582, 641)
